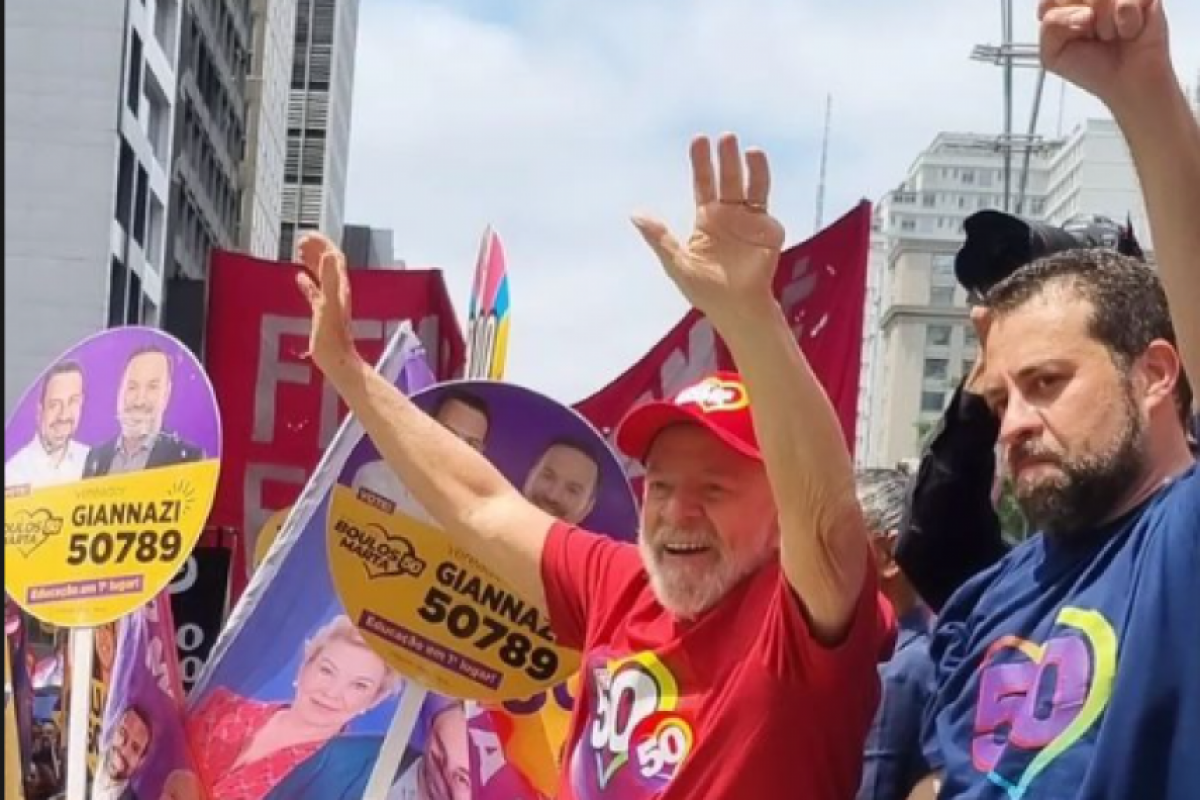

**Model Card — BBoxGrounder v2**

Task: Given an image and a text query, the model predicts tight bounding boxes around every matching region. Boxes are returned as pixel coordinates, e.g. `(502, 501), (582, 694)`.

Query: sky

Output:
(344, 0), (1200, 404)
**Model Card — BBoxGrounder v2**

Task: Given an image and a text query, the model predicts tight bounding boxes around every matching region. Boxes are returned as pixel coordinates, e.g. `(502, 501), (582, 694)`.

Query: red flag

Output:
(576, 201), (871, 459)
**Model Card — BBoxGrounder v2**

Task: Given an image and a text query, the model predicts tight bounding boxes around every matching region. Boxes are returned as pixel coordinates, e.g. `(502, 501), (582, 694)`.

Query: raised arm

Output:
(1040, 0), (1200, 383)
(295, 234), (555, 611)
(634, 135), (869, 643)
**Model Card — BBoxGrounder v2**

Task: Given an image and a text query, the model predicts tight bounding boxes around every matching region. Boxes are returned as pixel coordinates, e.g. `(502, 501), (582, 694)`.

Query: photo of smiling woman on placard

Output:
(186, 615), (402, 799)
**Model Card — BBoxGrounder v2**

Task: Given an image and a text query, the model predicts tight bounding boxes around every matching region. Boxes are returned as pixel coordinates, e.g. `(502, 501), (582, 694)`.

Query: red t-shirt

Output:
(541, 522), (895, 800)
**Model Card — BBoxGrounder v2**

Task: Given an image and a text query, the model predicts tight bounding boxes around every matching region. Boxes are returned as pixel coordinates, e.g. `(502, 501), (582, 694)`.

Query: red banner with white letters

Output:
(203, 251), (465, 596)
(575, 201), (871, 458)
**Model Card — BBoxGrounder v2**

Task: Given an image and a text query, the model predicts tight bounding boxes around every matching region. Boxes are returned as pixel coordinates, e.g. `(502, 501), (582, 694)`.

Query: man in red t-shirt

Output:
(296, 134), (895, 799)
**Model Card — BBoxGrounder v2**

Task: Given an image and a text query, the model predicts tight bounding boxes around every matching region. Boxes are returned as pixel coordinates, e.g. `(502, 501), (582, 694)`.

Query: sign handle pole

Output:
(363, 684), (429, 800)
(64, 627), (94, 800)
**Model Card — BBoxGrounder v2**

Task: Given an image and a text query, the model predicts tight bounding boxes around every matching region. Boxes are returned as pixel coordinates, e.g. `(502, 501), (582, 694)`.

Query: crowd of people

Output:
(295, 0), (1197, 798)
(11, 1), (1196, 798)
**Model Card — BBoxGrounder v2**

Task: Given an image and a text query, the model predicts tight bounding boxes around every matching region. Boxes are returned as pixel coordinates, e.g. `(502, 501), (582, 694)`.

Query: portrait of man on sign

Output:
(93, 705), (153, 800)
(84, 346), (204, 477)
(5, 360), (90, 491)
(521, 438), (601, 526)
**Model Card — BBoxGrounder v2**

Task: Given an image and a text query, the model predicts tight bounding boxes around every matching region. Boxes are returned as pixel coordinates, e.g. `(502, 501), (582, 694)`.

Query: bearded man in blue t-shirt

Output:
(915, 2), (1200, 799)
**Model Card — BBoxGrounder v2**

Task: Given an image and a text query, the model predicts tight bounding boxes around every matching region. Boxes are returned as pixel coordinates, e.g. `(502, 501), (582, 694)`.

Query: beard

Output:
(639, 522), (774, 618)
(1012, 388), (1147, 538)
(119, 407), (158, 440)
(39, 418), (76, 453)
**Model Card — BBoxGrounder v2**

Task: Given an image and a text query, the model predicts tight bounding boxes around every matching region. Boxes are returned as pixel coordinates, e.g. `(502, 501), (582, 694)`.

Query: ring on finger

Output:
(719, 199), (769, 213)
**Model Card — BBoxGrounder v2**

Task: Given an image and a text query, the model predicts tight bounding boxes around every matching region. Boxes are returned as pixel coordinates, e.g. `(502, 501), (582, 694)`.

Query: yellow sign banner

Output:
(4, 461), (220, 627)
(327, 484), (578, 702)
(253, 504), (292, 570)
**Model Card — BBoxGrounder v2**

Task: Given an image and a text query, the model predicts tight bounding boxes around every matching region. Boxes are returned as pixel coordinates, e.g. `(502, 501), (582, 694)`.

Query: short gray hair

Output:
(855, 468), (910, 535)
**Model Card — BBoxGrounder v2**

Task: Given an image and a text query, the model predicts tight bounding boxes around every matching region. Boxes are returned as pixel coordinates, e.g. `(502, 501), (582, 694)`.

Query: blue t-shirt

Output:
(859, 609), (936, 800)
(924, 464), (1199, 799)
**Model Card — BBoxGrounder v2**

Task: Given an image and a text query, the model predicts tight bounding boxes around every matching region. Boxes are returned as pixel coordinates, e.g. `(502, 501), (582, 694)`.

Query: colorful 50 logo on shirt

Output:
(575, 650), (694, 797)
(971, 607), (1116, 797)
(327, 380), (639, 702)
(3, 327), (222, 627)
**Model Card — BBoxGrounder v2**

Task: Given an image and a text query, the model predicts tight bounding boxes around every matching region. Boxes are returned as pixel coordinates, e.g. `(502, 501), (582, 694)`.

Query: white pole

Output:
(64, 628), (94, 800)
(363, 684), (429, 800)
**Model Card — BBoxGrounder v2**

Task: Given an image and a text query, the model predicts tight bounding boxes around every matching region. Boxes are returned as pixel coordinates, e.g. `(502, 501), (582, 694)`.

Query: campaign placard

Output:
(328, 380), (638, 702)
(4, 327), (221, 627)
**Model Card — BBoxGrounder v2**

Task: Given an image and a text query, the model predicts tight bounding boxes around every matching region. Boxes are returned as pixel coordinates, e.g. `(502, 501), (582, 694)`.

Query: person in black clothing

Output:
(895, 376), (1007, 613)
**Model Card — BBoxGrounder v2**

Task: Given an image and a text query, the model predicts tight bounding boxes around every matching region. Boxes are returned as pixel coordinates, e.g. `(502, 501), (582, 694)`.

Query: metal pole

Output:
(1002, 0), (1014, 212)
(1016, 68), (1048, 215)
(814, 94), (832, 234)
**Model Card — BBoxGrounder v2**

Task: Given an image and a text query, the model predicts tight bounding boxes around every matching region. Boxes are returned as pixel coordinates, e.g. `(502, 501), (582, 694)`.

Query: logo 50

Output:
(588, 653), (693, 791)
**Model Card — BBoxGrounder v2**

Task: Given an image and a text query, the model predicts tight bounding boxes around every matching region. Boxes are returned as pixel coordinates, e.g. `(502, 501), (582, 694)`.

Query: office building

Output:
(859, 118), (1157, 467)
(279, 0), (361, 260)
(858, 133), (1058, 467)
(161, 0), (251, 353)
(343, 224), (402, 269)
(1043, 118), (1151, 247)
(5, 0), (184, 414)
(240, 0), (298, 258)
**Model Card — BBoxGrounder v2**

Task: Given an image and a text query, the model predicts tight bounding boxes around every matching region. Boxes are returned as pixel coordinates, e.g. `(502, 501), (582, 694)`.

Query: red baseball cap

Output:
(615, 371), (761, 463)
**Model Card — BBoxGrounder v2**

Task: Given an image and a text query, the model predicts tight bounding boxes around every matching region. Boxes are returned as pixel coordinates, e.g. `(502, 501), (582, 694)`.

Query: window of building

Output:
(147, 194), (166, 269)
(921, 391), (946, 413)
(930, 285), (955, 307)
(141, 295), (159, 326)
(108, 258), (129, 327)
(980, 169), (994, 187)
(115, 139), (135, 231)
(901, 218), (917, 232)
(127, 30), (144, 116)
(126, 269), (143, 325)
(924, 358), (949, 381)
(961, 169), (976, 185)
(280, 222), (297, 262)
(964, 325), (979, 349)
(145, 71), (171, 165)
(932, 254), (956, 284)
(927, 324), (952, 347)
(962, 358), (976, 378)
(922, 193), (936, 208)
(133, 165), (149, 248)
(154, 0), (179, 61)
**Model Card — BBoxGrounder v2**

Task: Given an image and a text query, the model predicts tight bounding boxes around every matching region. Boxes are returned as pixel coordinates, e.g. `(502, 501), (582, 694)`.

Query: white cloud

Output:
(345, 0), (1200, 403)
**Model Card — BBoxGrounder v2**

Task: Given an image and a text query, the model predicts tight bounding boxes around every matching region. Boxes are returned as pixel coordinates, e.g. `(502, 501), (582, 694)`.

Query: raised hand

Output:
(633, 134), (785, 327)
(1038, 0), (1174, 110)
(295, 231), (359, 376)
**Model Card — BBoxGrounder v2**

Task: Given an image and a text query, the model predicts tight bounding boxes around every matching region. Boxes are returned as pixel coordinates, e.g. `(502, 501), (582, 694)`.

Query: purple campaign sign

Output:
(99, 595), (200, 800)
(3, 326), (221, 472)
(340, 380), (639, 543)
